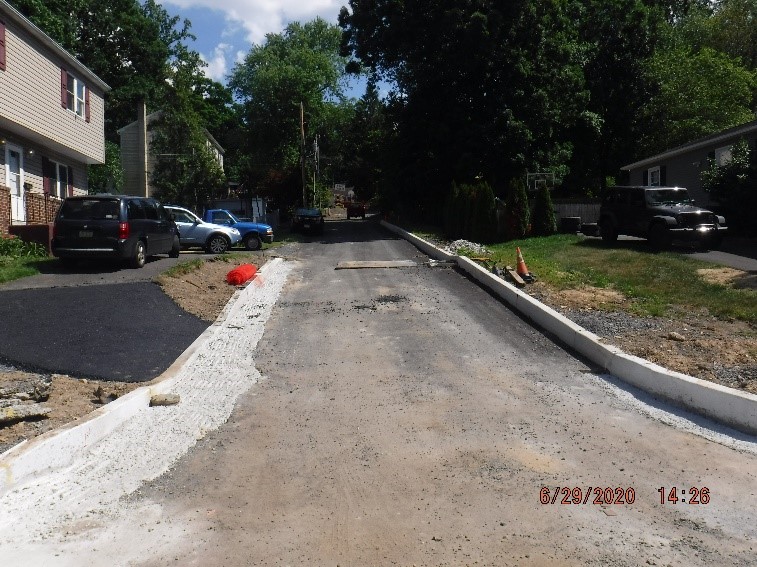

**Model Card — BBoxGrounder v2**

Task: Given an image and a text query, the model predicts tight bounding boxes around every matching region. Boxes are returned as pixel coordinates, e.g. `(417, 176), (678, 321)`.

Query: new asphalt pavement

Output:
(0, 255), (209, 382)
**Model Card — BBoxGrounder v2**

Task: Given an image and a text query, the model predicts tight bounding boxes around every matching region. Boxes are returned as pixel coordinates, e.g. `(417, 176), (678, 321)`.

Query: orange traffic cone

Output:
(515, 247), (534, 282)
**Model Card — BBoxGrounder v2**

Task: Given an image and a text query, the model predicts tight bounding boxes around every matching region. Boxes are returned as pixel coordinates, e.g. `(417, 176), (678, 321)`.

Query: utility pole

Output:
(300, 102), (306, 206)
(313, 134), (319, 208)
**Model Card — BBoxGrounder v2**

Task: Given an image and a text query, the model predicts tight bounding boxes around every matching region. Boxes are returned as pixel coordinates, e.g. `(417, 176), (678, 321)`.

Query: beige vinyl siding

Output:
(0, 18), (105, 165)
(119, 122), (146, 196)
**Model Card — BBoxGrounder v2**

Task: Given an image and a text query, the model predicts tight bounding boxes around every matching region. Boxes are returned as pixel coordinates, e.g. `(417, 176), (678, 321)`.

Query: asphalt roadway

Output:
(0, 232), (754, 383)
(0, 254), (210, 382)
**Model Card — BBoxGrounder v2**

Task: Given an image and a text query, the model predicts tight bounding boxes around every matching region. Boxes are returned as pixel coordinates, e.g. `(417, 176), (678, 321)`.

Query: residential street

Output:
(0, 219), (755, 566)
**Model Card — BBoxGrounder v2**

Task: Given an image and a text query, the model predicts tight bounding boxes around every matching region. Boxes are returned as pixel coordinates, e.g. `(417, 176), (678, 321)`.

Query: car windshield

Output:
(645, 189), (692, 206)
(59, 199), (120, 220)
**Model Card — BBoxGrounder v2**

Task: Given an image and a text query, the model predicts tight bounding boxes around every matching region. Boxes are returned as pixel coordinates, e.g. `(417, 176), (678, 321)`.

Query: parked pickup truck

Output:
(165, 205), (241, 254)
(202, 209), (274, 251)
(598, 185), (727, 250)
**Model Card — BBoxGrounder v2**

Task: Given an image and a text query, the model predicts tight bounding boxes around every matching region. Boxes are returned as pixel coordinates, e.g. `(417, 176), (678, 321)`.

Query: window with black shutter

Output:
(0, 20), (6, 72)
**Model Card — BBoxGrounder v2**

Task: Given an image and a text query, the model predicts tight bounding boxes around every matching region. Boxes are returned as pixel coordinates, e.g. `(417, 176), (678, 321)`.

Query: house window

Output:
(52, 162), (74, 199)
(44, 157), (73, 198)
(0, 20), (7, 72)
(61, 69), (90, 121)
(67, 74), (86, 117)
(648, 166), (661, 186)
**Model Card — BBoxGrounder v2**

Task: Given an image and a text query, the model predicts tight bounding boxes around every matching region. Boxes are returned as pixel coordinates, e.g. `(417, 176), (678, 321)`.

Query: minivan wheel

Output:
(131, 240), (146, 268)
(206, 234), (230, 254)
(169, 235), (181, 258)
(244, 234), (262, 251)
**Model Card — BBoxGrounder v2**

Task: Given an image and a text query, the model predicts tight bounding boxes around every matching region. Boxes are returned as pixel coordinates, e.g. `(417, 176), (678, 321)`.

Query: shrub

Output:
(0, 235), (47, 259)
(503, 178), (530, 239)
(444, 180), (497, 243)
(469, 180), (497, 244)
(701, 138), (757, 236)
(531, 183), (557, 236)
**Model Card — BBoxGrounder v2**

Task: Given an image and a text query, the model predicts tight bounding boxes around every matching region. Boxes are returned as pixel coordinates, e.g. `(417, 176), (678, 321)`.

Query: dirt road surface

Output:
(2, 218), (756, 566)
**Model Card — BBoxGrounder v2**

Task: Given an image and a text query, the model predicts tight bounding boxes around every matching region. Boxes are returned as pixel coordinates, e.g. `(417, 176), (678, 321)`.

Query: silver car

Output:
(165, 205), (241, 254)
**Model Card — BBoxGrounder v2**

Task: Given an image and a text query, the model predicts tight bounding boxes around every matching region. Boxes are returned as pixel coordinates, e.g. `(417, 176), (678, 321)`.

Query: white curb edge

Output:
(381, 220), (757, 435)
(0, 258), (282, 493)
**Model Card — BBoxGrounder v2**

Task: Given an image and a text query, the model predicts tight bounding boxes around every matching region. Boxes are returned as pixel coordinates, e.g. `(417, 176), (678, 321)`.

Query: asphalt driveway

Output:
(0, 255), (210, 382)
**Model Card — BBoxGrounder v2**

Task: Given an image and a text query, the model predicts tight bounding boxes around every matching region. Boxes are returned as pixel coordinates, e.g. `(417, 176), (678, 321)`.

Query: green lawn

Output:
(482, 234), (757, 323)
(0, 256), (56, 284)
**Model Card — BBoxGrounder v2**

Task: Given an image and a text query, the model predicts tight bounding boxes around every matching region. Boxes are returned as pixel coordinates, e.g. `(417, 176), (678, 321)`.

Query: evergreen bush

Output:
(531, 183), (557, 236)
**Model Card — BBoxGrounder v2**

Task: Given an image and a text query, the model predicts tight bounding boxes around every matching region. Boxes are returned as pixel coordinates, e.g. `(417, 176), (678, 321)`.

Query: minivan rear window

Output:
(127, 199), (145, 219)
(59, 199), (120, 220)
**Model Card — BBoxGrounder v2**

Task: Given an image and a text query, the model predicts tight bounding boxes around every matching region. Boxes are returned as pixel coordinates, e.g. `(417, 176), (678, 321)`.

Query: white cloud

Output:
(164, 0), (343, 44)
(201, 43), (232, 81)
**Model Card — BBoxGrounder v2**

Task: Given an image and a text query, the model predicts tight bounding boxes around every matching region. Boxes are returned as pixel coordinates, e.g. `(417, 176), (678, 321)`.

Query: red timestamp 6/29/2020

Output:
(539, 486), (635, 505)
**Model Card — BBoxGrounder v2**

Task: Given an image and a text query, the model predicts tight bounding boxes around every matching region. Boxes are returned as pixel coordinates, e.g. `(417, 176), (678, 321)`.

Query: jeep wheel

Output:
(649, 223), (671, 250)
(206, 234), (230, 254)
(131, 240), (146, 268)
(600, 222), (617, 243)
(244, 234), (262, 251)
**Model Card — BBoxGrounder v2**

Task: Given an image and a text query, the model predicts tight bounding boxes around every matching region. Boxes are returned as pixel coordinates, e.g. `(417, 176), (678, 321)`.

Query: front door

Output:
(6, 144), (25, 223)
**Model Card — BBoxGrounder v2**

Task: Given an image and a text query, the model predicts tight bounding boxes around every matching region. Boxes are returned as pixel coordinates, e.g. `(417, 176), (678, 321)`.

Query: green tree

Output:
(641, 46), (756, 153)
(564, 0), (663, 194)
(88, 141), (124, 194)
(340, 1), (589, 221)
(150, 47), (226, 210)
(503, 178), (530, 240)
(229, 18), (355, 207)
(701, 138), (757, 235)
(531, 184), (557, 236)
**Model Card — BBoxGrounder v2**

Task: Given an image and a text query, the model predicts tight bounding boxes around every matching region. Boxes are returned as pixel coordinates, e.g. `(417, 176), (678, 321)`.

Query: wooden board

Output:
(335, 260), (418, 270)
(505, 265), (526, 287)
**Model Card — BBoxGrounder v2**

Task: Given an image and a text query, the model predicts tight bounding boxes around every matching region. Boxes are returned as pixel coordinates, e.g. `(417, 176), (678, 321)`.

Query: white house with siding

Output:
(118, 104), (224, 198)
(0, 0), (109, 233)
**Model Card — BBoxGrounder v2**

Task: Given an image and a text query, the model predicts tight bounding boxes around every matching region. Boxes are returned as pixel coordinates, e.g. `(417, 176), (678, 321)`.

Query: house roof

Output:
(621, 119), (757, 171)
(0, 0), (110, 92)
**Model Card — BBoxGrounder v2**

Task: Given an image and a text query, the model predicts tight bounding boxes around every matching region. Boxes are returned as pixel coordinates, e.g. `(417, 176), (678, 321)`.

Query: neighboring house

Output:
(118, 103), (225, 197)
(0, 0), (110, 235)
(621, 120), (757, 207)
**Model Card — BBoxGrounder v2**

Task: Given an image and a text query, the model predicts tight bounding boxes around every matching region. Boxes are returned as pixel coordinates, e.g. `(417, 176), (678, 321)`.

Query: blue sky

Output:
(161, 0), (348, 85)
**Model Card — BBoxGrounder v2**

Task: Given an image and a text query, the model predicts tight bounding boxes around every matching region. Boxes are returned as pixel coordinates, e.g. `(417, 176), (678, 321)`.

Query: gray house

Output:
(621, 120), (757, 207)
(0, 0), (109, 234)
(118, 103), (225, 198)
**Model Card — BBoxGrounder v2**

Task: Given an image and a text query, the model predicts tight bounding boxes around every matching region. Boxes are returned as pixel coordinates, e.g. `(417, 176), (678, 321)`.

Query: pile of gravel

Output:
(443, 239), (491, 257)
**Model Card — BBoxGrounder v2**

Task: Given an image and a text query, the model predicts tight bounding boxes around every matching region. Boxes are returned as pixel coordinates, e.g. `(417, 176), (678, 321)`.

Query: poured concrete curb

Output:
(0, 259), (280, 493)
(381, 220), (757, 435)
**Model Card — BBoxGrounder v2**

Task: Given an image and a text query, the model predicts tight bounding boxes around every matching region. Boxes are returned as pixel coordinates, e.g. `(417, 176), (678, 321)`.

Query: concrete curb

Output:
(0, 258), (281, 493)
(381, 220), (757, 435)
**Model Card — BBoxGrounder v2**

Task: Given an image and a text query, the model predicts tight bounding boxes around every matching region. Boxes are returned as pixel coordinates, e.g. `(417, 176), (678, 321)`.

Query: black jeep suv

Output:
(598, 186), (727, 250)
(52, 195), (180, 268)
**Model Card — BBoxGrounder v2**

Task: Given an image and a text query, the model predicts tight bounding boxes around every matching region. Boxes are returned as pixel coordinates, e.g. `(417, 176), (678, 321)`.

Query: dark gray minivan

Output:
(52, 195), (180, 268)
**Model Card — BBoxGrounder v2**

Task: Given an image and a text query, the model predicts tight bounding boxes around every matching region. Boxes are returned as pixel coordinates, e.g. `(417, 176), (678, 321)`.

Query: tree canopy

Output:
(229, 18), (356, 207)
